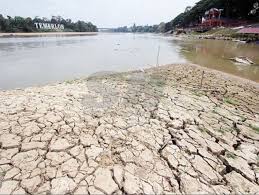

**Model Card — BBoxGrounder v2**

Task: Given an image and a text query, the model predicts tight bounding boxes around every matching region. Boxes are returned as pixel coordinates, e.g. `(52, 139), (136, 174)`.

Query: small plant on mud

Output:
(226, 152), (236, 159)
(151, 79), (165, 87)
(198, 126), (209, 133)
(217, 128), (226, 134)
(212, 109), (217, 114)
(232, 127), (241, 134)
(65, 80), (74, 84)
(193, 91), (205, 97)
(249, 124), (259, 134)
(239, 116), (246, 122)
(198, 127), (206, 132)
(223, 98), (237, 105)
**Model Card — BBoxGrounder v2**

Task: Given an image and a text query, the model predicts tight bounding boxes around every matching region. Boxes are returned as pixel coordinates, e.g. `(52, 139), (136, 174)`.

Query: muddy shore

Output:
(177, 30), (259, 43)
(0, 64), (258, 194)
(0, 32), (98, 38)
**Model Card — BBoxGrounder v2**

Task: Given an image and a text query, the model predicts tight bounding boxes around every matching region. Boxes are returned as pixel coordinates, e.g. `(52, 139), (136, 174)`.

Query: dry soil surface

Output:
(0, 64), (259, 194)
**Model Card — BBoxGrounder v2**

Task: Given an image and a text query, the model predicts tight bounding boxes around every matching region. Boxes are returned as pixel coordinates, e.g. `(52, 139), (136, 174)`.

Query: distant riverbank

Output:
(0, 32), (98, 38)
(177, 26), (259, 43)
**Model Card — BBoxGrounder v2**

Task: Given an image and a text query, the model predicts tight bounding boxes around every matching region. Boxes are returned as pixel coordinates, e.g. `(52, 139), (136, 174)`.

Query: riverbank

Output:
(0, 64), (258, 194)
(174, 27), (259, 43)
(0, 32), (98, 38)
(176, 26), (259, 43)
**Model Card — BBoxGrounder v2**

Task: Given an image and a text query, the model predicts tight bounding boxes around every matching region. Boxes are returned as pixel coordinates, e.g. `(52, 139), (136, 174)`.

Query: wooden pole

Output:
(200, 71), (205, 88)
(156, 45), (160, 67)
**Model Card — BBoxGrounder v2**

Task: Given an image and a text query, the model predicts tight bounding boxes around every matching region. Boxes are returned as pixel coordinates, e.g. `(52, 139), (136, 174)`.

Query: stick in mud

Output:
(156, 45), (160, 67)
(200, 71), (205, 88)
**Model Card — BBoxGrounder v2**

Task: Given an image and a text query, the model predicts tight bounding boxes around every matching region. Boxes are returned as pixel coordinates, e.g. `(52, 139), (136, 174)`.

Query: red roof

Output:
(238, 28), (259, 34)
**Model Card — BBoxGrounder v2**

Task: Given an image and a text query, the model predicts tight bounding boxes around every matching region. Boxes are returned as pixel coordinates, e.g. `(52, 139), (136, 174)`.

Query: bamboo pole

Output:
(200, 71), (205, 88)
(156, 45), (160, 67)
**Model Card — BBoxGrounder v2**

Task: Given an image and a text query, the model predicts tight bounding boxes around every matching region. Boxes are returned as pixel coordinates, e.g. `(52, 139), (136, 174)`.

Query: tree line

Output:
(165, 0), (259, 31)
(112, 23), (166, 33)
(0, 15), (98, 33)
(113, 0), (259, 34)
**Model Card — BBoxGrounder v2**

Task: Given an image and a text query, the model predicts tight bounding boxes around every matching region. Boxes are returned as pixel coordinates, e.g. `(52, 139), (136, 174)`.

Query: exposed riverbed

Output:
(0, 64), (258, 194)
(0, 33), (259, 90)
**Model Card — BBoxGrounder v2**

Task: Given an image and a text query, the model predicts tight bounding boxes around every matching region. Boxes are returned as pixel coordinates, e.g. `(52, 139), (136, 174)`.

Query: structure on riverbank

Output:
(201, 8), (223, 28)
(195, 8), (249, 32)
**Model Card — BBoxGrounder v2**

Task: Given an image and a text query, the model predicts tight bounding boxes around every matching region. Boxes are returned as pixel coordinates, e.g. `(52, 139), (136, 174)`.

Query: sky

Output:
(0, 0), (199, 28)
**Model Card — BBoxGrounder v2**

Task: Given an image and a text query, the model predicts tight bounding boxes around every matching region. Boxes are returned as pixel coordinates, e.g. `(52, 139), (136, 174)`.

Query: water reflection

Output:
(0, 33), (186, 89)
(0, 37), (95, 53)
(0, 34), (258, 90)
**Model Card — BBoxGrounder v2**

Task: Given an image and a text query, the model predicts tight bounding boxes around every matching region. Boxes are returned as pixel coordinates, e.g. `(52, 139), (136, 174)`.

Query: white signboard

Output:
(34, 23), (65, 30)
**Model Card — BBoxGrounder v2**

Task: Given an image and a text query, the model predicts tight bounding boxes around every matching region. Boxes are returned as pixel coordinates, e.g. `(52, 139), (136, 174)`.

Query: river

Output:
(0, 33), (258, 90)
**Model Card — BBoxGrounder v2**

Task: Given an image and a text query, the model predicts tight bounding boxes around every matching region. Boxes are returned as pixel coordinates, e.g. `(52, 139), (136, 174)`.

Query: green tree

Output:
(0, 14), (98, 33)
(166, 0), (259, 30)
(0, 14), (7, 32)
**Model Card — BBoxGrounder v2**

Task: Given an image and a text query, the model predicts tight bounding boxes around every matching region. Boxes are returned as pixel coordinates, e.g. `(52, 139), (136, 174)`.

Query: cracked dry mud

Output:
(0, 64), (259, 194)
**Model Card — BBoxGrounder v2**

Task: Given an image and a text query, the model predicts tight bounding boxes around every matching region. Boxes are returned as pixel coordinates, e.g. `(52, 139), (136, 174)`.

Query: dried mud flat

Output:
(0, 64), (259, 194)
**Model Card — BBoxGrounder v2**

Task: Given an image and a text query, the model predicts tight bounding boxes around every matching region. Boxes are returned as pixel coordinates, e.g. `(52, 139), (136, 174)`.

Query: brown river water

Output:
(0, 33), (258, 90)
(179, 38), (259, 83)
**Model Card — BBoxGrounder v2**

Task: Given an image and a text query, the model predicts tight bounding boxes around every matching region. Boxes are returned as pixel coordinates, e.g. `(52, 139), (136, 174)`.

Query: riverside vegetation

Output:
(113, 0), (259, 34)
(0, 64), (258, 194)
(0, 15), (98, 33)
(166, 0), (259, 30)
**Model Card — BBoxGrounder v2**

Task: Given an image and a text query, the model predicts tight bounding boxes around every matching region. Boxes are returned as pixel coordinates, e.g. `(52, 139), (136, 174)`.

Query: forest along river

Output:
(0, 33), (258, 90)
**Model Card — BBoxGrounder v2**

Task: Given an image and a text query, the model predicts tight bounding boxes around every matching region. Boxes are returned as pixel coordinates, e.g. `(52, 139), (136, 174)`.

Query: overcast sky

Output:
(0, 0), (198, 28)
